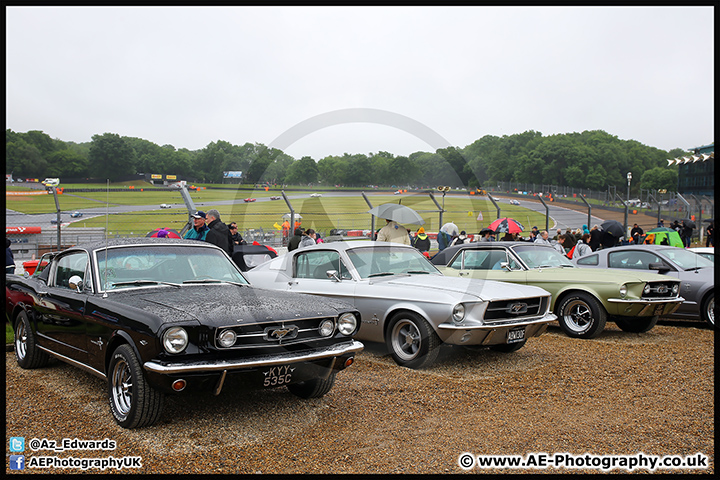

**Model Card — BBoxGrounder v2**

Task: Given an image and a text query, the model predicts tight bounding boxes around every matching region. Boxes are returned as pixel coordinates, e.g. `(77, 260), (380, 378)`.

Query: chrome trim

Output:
(607, 297), (685, 304)
(143, 340), (364, 374)
(438, 313), (557, 331)
(37, 346), (106, 379)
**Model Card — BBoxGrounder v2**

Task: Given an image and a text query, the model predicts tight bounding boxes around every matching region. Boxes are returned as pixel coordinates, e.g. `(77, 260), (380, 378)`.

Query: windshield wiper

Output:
(406, 270), (431, 274)
(183, 279), (223, 284)
(368, 272), (394, 278)
(111, 280), (181, 288)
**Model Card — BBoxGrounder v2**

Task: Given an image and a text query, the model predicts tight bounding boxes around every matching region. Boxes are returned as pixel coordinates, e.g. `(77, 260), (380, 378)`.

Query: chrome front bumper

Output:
(143, 340), (364, 374)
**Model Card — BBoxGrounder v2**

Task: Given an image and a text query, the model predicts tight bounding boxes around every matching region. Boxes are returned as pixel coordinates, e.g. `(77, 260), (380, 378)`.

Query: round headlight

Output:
(643, 284), (651, 295)
(338, 313), (358, 336)
(163, 327), (188, 354)
(217, 329), (237, 348)
(619, 284), (627, 298)
(452, 304), (465, 324)
(319, 319), (335, 337)
(672, 284), (679, 295)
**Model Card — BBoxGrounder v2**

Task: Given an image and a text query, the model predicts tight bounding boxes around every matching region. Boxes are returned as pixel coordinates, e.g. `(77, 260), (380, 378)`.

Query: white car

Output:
(310, 193), (323, 198)
(509, 199), (520, 205)
(688, 247), (714, 263)
(160, 204), (171, 209)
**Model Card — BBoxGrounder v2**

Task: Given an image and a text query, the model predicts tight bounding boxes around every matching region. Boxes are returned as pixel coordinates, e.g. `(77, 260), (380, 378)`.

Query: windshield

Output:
(96, 245), (249, 291)
(346, 246), (440, 279)
(512, 244), (575, 269)
(659, 247), (714, 269)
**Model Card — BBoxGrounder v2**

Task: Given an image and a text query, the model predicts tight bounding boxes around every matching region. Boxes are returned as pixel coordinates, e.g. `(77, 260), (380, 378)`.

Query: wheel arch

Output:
(382, 306), (436, 337)
(553, 287), (607, 315)
(104, 330), (143, 375)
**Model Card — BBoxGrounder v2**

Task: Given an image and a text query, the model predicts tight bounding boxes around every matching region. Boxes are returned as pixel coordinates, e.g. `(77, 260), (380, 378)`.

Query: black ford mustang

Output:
(6, 238), (363, 428)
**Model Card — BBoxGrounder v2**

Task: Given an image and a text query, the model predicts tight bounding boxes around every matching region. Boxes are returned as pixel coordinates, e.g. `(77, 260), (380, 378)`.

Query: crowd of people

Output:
(182, 209), (248, 256)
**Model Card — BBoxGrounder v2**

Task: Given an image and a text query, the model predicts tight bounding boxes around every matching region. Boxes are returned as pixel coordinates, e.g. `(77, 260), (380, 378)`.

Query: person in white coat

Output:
(572, 233), (593, 259)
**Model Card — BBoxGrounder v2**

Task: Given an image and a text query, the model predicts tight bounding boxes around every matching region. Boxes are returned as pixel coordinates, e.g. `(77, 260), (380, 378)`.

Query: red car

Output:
(244, 198), (256, 203)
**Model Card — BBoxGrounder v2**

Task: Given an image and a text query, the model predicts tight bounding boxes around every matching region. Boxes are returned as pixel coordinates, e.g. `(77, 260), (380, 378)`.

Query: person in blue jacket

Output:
(183, 211), (210, 241)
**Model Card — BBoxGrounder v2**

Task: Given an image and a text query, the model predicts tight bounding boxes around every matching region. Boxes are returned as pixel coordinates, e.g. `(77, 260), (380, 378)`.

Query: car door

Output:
(287, 249), (357, 305)
(33, 251), (90, 363)
(451, 248), (529, 285)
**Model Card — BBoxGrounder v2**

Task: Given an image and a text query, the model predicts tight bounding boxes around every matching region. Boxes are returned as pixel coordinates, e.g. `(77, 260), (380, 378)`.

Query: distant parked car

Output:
(244, 198), (256, 203)
(310, 193), (323, 198)
(70, 211), (83, 218)
(688, 247), (714, 263)
(6, 238), (363, 428)
(245, 241), (557, 369)
(573, 244), (714, 328)
(431, 242), (684, 338)
(160, 204), (171, 209)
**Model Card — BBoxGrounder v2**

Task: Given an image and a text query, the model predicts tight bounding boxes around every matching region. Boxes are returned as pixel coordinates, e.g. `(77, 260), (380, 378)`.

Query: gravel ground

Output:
(5, 319), (714, 475)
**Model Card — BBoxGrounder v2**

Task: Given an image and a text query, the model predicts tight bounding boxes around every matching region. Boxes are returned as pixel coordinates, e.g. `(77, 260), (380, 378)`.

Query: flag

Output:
(273, 222), (282, 230)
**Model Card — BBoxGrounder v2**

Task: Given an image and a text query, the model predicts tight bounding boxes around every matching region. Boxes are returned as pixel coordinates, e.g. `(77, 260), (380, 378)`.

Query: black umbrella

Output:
(702, 218), (714, 223)
(600, 219), (625, 237)
(479, 227), (495, 235)
(682, 219), (696, 229)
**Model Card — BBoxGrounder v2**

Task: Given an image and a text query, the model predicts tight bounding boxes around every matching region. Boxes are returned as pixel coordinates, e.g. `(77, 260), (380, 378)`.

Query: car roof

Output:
(68, 237), (221, 253)
(431, 241), (549, 265)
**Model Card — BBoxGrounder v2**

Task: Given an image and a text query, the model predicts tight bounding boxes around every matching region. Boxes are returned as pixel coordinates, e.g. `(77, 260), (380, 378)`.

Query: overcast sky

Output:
(6, 6), (714, 160)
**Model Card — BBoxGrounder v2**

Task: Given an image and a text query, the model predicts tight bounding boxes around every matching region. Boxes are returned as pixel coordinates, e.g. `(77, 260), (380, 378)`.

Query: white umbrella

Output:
(368, 203), (425, 225)
(440, 222), (459, 236)
(282, 213), (302, 220)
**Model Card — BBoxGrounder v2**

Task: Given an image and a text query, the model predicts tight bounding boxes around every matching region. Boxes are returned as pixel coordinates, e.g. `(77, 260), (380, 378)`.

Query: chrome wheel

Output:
(111, 358), (133, 418)
(556, 292), (606, 339)
(561, 299), (593, 334)
(14, 319), (28, 361)
(703, 295), (714, 328)
(391, 319), (421, 362)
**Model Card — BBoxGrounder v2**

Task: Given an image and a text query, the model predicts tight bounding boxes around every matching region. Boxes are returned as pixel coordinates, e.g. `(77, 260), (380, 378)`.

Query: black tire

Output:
(556, 292), (607, 339)
(701, 293), (714, 329)
(385, 312), (441, 369)
(107, 344), (164, 429)
(490, 340), (526, 353)
(14, 311), (50, 369)
(287, 372), (336, 399)
(615, 315), (659, 333)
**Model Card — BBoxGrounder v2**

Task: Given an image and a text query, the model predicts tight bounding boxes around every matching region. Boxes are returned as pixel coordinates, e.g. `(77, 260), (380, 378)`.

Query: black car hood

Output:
(104, 284), (353, 326)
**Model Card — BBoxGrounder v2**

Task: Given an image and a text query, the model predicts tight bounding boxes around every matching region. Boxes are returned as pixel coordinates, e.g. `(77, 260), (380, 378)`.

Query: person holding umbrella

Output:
(681, 220), (694, 248)
(377, 219), (411, 245)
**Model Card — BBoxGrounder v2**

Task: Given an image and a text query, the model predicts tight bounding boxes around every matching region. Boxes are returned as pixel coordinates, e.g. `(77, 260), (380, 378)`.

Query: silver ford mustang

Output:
(245, 241), (557, 369)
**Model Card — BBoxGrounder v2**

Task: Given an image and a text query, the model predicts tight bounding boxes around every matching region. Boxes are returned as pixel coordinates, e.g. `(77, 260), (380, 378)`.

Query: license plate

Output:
(262, 365), (294, 388)
(653, 304), (665, 315)
(507, 327), (525, 344)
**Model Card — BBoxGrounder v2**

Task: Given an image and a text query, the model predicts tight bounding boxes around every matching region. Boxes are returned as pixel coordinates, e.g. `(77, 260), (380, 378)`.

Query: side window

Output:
(576, 254), (599, 266)
(294, 251), (351, 280)
(52, 252), (89, 289)
(449, 253), (464, 269)
(608, 251), (655, 269)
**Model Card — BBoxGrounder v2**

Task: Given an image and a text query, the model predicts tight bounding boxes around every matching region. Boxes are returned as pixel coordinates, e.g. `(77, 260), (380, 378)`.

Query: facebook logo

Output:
(9, 436), (25, 452)
(9, 455), (25, 470)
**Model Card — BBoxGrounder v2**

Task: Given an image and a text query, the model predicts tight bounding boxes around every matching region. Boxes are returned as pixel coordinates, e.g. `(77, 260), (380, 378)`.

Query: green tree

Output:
(285, 156), (318, 185)
(88, 133), (137, 181)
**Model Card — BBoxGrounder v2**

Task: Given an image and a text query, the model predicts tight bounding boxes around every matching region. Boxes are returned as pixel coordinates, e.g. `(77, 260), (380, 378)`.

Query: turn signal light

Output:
(172, 379), (187, 392)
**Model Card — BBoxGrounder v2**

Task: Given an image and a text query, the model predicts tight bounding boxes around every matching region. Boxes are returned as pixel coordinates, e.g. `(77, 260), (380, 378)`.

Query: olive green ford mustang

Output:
(431, 242), (684, 339)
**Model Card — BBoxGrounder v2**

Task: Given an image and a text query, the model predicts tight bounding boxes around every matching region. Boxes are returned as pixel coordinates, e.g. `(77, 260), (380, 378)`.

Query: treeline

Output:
(6, 128), (683, 191)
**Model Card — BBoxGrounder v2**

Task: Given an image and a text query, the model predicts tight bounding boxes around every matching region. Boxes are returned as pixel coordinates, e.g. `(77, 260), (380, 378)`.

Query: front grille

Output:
(642, 281), (680, 299)
(215, 316), (335, 349)
(484, 297), (548, 322)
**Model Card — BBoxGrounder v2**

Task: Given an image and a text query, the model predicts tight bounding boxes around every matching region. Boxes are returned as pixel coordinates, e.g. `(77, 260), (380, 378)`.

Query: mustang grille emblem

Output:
(264, 325), (299, 342)
(507, 303), (528, 315)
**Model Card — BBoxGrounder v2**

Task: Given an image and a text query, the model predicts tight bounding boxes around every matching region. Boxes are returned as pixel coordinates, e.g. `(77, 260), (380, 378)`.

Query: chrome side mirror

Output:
(326, 270), (341, 282)
(68, 275), (84, 292)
